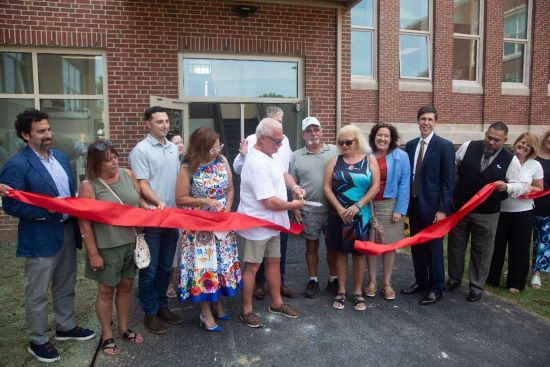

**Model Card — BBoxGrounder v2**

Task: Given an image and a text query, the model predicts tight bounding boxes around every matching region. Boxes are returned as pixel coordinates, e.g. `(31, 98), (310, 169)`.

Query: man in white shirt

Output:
(446, 121), (527, 302)
(237, 118), (304, 328)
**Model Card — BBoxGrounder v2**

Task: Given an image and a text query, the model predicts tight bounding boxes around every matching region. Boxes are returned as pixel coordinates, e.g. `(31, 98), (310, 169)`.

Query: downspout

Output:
(336, 7), (342, 133)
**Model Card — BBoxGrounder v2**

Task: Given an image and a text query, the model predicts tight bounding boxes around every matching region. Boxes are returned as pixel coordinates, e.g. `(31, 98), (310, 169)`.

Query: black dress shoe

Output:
(467, 289), (483, 302)
(401, 283), (428, 295)
(445, 279), (461, 292)
(419, 291), (442, 305)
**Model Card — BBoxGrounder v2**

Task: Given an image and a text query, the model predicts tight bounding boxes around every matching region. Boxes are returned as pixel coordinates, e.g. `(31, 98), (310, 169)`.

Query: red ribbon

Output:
(6, 190), (303, 235)
(354, 185), (550, 256)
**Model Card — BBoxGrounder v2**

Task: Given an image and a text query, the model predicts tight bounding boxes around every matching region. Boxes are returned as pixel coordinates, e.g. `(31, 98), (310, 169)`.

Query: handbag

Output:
(368, 201), (385, 244)
(98, 178), (151, 269)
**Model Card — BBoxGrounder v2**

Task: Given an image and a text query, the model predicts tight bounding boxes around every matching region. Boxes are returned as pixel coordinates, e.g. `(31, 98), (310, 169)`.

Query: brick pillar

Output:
(432, 0), (454, 122)
(482, 0), (504, 125)
(529, 1), (550, 126)
(378, 0), (400, 123)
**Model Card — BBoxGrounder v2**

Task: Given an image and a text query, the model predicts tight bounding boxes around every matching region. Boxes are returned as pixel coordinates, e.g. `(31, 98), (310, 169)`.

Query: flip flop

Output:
(121, 329), (144, 344)
(102, 338), (120, 356)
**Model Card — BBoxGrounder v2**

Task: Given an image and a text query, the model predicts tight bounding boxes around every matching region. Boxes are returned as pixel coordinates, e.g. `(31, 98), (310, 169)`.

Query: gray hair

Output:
(265, 106), (283, 119)
(337, 124), (371, 154)
(256, 118), (281, 139)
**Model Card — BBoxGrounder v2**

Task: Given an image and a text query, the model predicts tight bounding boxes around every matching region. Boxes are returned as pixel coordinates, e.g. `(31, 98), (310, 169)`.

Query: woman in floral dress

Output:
(175, 127), (241, 332)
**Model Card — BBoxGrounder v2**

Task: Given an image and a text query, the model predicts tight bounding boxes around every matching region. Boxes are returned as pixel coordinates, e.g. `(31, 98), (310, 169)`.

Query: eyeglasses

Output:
(95, 140), (113, 151)
(338, 139), (355, 147)
(210, 143), (224, 154)
(265, 136), (284, 146)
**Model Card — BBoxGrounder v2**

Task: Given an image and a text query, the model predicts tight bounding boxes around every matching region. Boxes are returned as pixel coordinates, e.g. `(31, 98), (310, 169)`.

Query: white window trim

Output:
(452, 0), (484, 94)
(178, 53), (304, 103)
(502, 0), (532, 95)
(351, 0), (377, 89)
(399, 0), (433, 81)
(0, 46), (109, 133)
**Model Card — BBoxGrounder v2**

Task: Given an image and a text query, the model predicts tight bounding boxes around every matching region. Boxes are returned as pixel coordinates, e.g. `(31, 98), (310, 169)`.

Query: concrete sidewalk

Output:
(96, 235), (550, 367)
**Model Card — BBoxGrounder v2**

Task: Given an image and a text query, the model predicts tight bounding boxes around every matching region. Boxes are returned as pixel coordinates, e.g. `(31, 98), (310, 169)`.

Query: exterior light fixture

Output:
(232, 5), (257, 17)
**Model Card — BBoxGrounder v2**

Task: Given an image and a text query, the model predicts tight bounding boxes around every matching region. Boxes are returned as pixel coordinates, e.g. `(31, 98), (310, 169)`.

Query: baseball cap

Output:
(301, 117), (321, 131)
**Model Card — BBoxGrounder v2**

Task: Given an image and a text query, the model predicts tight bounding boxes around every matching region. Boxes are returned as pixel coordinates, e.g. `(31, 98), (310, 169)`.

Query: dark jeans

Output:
(138, 227), (179, 314)
(256, 231), (288, 286)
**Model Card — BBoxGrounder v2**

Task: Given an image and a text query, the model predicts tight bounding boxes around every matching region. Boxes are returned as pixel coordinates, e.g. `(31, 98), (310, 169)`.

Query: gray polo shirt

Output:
(129, 134), (179, 208)
(290, 143), (337, 213)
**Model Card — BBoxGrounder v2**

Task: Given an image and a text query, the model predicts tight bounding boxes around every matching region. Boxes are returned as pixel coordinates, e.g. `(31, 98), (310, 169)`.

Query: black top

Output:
(534, 156), (550, 216)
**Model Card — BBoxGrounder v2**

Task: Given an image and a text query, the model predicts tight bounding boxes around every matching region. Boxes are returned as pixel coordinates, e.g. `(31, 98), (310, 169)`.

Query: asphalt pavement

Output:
(95, 235), (550, 367)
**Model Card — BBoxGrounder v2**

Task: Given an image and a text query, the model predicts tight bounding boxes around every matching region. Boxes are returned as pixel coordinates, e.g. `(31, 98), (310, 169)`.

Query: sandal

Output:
(333, 293), (346, 310)
(353, 294), (366, 311)
(531, 274), (541, 289)
(121, 329), (144, 344)
(382, 285), (396, 300)
(363, 282), (377, 298)
(102, 338), (120, 356)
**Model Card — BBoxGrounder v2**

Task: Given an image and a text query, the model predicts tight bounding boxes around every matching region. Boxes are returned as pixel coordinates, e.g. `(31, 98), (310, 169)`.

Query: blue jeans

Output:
(139, 227), (179, 314)
(256, 232), (288, 285)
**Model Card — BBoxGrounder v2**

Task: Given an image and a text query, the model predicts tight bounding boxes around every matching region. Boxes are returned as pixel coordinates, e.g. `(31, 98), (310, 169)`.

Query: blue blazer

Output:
(0, 146), (81, 257)
(405, 134), (455, 223)
(381, 148), (411, 216)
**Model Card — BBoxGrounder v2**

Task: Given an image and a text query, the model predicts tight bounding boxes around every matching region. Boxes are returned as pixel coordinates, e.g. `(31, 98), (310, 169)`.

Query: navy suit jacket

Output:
(0, 146), (81, 257)
(405, 134), (455, 223)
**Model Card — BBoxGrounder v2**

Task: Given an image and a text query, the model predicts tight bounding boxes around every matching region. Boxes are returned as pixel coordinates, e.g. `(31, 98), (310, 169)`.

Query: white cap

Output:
(301, 117), (321, 131)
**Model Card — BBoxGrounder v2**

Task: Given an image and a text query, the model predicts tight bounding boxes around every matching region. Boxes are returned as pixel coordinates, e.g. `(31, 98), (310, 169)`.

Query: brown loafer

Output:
(143, 314), (167, 335)
(281, 285), (295, 298)
(253, 284), (265, 300)
(157, 307), (183, 325)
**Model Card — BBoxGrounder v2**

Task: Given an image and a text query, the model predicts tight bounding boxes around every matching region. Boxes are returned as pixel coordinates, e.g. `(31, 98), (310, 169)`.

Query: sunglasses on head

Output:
(210, 143), (224, 154)
(338, 139), (355, 147)
(95, 140), (113, 152)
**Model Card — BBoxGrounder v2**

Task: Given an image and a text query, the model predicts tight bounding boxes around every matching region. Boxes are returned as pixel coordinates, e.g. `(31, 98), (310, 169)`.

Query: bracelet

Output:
(354, 202), (363, 210)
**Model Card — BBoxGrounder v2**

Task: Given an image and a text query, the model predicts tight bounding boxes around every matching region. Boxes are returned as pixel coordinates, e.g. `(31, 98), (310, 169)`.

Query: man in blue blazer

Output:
(0, 109), (94, 363)
(401, 106), (455, 305)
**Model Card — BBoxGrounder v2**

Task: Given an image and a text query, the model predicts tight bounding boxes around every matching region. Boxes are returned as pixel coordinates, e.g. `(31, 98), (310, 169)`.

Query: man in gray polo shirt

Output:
(129, 106), (182, 334)
(290, 117), (338, 298)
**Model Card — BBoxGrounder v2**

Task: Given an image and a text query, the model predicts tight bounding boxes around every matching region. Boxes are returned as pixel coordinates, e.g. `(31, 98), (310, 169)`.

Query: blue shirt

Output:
(34, 150), (71, 199)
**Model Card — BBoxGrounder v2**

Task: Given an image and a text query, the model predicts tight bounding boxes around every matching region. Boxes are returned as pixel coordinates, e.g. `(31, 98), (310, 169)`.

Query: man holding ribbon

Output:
(0, 109), (95, 363)
(402, 106), (455, 306)
(446, 121), (527, 302)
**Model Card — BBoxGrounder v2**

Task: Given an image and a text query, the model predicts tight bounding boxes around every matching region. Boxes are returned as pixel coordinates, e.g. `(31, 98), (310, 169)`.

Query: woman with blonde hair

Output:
(324, 124), (380, 311)
(488, 132), (543, 292)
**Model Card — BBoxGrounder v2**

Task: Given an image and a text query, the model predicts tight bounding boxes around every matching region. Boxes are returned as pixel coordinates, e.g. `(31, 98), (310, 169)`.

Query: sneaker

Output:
(304, 280), (320, 298)
(55, 326), (95, 341)
(144, 314), (167, 334)
(269, 303), (299, 318)
(240, 311), (264, 328)
(326, 278), (338, 294)
(28, 341), (60, 363)
(253, 284), (265, 300)
(157, 307), (183, 325)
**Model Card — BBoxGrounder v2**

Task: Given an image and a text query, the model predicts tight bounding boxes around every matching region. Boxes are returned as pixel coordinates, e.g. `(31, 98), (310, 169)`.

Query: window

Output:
(453, 0), (482, 84)
(502, 0), (531, 85)
(351, 0), (376, 79)
(399, 0), (431, 79)
(182, 55), (302, 102)
(0, 49), (106, 184)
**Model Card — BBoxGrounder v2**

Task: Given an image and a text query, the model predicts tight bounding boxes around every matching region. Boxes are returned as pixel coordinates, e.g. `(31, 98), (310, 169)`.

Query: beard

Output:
(307, 137), (320, 145)
(40, 139), (53, 151)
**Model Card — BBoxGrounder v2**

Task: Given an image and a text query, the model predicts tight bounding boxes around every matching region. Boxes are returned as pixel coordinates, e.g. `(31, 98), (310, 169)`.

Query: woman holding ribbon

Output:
(324, 124), (380, 311)
(175, 127), (241, 332)
(365, 123), (410, 300)
(488, 132), (543, 293)
(79, 140), (146, 356)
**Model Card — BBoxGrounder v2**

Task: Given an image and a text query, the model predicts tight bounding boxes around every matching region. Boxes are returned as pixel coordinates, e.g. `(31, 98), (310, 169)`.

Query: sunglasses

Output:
(210, 143), (224, 154)
(265, 136), (284, 146)
(338, 139), (355, 147)
(95, 140), (113, 151)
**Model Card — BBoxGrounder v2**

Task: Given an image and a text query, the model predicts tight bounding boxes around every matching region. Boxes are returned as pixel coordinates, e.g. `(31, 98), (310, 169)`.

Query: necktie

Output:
(480, 150), (493, 172)
(412, 140), (425, 198)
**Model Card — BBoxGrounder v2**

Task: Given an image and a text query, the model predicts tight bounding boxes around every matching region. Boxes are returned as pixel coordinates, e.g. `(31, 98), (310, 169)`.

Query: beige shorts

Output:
(240, 235), (280, 263)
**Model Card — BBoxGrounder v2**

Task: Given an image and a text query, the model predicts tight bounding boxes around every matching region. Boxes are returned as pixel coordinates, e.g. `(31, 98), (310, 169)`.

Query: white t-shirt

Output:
(237, 147), (290, 240)
(500, 158), (544, 212)
(233, 134), (292, 175)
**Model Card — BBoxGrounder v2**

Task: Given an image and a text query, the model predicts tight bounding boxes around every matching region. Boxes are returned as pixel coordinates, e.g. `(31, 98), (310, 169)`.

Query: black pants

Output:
(488, 210), (534, 290)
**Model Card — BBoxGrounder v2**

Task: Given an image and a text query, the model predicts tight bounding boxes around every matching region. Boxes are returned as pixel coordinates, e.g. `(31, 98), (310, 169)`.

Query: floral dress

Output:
(178, 157), (242, 303)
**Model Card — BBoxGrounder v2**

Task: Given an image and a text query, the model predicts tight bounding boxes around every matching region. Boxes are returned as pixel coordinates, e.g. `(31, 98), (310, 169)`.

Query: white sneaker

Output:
(531, 274), (541, 289)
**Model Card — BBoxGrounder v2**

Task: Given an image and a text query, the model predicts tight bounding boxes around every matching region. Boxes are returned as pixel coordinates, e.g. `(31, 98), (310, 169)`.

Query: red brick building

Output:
(1, 0), (549, 234)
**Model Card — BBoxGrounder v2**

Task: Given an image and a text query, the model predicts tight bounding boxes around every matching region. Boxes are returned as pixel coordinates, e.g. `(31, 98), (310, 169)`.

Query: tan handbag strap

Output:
(97, 177), (138, 237)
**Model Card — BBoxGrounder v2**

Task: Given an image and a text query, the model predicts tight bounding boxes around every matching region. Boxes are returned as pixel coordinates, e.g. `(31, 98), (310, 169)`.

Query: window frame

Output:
(178, 53), (304, 104)
(398, 0), (433, 81)
(452, 0), (484, 94)
(350, 0), (377, 89)
(501, 0), (532, 95)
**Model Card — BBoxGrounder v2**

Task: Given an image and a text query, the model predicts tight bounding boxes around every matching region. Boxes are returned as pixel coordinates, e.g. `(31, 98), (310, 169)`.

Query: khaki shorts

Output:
(240, 235), (280, 263)
(300, 210), (328, 240)
(85, 242), (136, 287)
